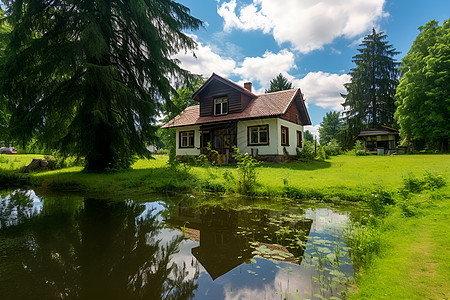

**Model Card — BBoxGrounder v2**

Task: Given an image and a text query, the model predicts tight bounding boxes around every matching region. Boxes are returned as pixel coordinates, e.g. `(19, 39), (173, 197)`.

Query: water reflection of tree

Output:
(0, 190), (39, 228)
(0, 196), (198, 300)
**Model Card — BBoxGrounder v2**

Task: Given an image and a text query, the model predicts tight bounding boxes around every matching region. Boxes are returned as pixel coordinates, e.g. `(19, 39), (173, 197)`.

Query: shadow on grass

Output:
(259, 159), (332, 171)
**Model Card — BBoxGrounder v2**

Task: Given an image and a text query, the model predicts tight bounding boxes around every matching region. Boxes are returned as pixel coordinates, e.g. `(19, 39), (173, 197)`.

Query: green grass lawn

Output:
(258, 153), (449, 189)
(349, 188), (450, 300)
(4, 153), (448, 199)
(0, 154), (45, 171)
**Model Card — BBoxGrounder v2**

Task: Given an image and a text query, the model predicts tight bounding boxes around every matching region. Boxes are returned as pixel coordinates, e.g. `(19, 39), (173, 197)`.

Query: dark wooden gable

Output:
(193, 74), (256, 117)
(281, 90), (312, 125)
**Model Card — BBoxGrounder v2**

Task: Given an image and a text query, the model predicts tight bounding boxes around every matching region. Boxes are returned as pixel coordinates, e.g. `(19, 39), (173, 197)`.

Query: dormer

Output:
(192, 73), (257, 117)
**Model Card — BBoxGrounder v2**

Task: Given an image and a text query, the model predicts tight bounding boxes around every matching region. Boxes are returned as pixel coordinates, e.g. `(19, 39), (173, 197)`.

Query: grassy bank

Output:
(348, 186), (449, 299)
(1, 153), (449, 199)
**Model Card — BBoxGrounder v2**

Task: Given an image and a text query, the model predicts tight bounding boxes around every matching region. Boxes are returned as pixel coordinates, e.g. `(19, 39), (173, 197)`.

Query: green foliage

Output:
(355, 150), (367, 156)
(394, 19), (450, 152)
(366, 185), (394, 216)
(44, 153), (85, 170)
(321, 139), (343, 157)
(0, 8), (12, 143)
(354, 140), (366, 156)
(318, 146), (328, 160)
(344, 221), (382, 272)
(296, 140), (315, 162)
(0, 0), (203, 172)
(319, 111), (343, 145)
(157, 149), (169, 155)
(265, 73), (293, 93)
(304, 130), (314, 142)
(233, 146), (260, 194)
(341, 28), (399, 136)
(400, 171), (446, 194)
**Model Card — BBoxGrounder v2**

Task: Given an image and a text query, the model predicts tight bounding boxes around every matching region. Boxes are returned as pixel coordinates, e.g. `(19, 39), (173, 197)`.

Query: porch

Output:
(200, 121), (237, 164)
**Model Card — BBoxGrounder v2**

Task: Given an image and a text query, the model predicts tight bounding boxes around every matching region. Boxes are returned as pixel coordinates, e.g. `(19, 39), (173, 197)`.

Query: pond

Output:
(0, 190), (364, 300)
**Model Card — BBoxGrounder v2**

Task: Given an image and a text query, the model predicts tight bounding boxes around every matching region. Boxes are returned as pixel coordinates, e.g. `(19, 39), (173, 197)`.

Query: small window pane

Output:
(251, 132), (258, 144)
(215, 103), (221, 115)
(260, 131), (267, 143)
(222, 102), (228, 114)
(214, 135), (222, 149)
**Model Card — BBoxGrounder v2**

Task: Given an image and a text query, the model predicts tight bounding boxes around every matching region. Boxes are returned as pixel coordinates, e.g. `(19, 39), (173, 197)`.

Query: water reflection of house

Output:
(167, 203), (313, 280)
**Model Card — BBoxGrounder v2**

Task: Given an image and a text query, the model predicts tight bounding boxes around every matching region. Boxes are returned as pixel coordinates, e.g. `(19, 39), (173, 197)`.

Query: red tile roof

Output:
(162, 88), (305, 128)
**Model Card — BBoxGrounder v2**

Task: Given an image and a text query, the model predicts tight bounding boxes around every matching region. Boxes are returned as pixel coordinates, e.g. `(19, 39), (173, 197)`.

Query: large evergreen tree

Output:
(341, 29), (399, 136)
(318, 111), (343, 145)
(265, 73), (293, 93)
(0, 0), (202, 171)
(394, 20), (449, 152)
(0, 9), (12, 144)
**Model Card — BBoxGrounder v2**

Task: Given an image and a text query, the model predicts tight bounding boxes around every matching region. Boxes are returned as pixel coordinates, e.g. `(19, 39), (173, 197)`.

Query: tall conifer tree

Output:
(341, 29), (399, 136)
(265, 73), (293, 93)
(0, 0), (202, 171)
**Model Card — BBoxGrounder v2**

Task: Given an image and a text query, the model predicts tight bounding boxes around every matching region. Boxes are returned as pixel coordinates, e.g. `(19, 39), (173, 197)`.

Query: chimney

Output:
(244, 82), (252, 92)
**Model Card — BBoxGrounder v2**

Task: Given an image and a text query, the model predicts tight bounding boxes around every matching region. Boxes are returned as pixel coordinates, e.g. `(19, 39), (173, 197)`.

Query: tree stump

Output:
(22, 159), (48, 173)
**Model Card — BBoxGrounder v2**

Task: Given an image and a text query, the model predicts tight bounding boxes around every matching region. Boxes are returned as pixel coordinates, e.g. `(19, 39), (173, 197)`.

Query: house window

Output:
(248, 125), (269, 145)
(297, 130), (302, 148)
(214, 98), (228, 115)
(179, 131), (194, 148)
(281, 126), (289, 146)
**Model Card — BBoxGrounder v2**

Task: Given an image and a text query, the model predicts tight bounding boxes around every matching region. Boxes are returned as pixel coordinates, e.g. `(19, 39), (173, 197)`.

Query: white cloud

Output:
(174, 35), (236, 77)
(294, 71), (350, 111)
(176, 37), (296, 93)
(217, 0), (387, 53)
(305, 124), (320, 138)
(234, 49), (296, 88)
(175, 37), (349, 108)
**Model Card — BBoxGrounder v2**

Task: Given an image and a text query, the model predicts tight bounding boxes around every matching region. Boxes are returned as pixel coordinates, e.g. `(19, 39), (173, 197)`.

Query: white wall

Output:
(176, 125), (201, 156)
(237, 118), (279, 155)
(236, 118), (303, 156)
(277, 118), (304, 156)
(175, 119), (303, 157)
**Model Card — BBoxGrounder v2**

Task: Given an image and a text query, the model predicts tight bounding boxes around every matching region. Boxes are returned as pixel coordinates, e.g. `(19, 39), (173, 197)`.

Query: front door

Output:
(213, 129), (231, 154)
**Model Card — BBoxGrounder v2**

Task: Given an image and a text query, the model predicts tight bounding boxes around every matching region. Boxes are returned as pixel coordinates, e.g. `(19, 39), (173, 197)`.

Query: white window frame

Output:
(214, 97), (228, 115)
(179, 131), (194, 148)
(248, 125), (269, 145)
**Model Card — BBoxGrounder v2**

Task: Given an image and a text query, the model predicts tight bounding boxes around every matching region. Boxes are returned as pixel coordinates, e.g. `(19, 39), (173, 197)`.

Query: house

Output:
(162, 73), (311, 163)
(354, 125), (400, 154)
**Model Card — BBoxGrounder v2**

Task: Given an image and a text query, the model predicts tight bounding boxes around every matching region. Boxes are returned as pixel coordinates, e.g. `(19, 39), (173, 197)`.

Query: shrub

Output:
(355, 150), (367, 156)
(366, 185), (394, 215)
(297, 140), (315, 162)
(157, 149), (169, 155)
(422, 171), (446, 189)
(322, 139), (343, 157)
(354, 140), (365, 156)
(401, 171), (446, 194)
(233, 146), (259, 194)
(318, 146), (328, 160)
(397, 196), (420, 217)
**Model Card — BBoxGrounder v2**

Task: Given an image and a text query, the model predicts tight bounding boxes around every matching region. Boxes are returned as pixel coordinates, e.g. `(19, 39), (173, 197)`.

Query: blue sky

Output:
(175, 0), (450, 135)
